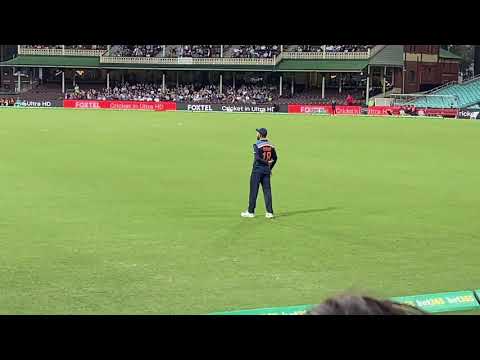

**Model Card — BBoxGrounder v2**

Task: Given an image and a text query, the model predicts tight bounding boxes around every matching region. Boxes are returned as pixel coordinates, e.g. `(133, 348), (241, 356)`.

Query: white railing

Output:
(462, 73), (480, 85)
(282, 51), (370, 60)
(274, 52), (283, 65)
(191, 57), (275, 65)
(18, 46), (106, 57)
(19, 47), (63, 56)
(100, 56), (276, 66)
(63, 49), (106, 56)
(100, 56), (178, 64)
(425, 81), (457, 95)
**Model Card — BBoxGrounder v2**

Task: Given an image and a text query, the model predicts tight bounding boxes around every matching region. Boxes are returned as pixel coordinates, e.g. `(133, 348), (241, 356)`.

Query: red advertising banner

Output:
(335, 106), (361, 115)
(420, 108), (458, 118)
(368, 106), (402, 116)
(288, 104), (361, 115)
(63, 100), (176, 111)
(288, 104), (332, 114)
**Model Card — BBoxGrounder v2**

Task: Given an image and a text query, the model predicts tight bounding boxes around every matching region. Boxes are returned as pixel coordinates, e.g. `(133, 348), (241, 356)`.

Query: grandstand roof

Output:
(368, 45), (404, 67)
(276, 59), (368, 72)
(1, 55), (101, 68)
(0, 55), (274, 71)
(1, 55), (370, 73)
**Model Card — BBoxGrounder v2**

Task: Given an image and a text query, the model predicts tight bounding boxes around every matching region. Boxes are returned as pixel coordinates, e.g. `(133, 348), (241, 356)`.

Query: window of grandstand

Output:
(409, 70), (416, 82)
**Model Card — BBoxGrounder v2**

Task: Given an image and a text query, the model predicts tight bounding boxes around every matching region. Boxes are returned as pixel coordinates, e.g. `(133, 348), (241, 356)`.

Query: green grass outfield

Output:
(1, 108), (479, 314)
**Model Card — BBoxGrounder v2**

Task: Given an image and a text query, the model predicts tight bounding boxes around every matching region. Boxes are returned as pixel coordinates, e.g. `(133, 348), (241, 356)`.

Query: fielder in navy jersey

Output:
(241, 128), (278, 219)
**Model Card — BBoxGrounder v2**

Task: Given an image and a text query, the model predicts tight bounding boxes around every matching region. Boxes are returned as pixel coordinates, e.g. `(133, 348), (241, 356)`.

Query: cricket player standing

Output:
(241, 128), (278, 219)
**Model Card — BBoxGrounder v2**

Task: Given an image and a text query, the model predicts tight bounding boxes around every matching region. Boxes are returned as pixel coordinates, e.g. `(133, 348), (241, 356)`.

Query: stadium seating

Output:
(411, 76), (480, 108)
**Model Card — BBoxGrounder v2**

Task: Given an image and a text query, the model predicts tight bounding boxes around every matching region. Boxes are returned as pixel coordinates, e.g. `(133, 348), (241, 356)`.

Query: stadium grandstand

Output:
(0, 44), (475, 109)
(402, 75), (480, 109)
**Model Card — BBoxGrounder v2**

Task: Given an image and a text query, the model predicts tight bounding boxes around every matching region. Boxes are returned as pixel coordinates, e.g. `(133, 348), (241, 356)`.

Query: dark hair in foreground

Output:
(306, 295), (427, 315)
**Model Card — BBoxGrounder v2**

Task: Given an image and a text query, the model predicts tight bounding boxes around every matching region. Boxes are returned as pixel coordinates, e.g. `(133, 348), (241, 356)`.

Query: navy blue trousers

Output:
(248, 171), (273, 214)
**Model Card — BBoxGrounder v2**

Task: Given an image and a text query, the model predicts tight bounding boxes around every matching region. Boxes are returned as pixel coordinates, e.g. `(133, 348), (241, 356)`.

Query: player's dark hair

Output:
(306, 295), (426, 315)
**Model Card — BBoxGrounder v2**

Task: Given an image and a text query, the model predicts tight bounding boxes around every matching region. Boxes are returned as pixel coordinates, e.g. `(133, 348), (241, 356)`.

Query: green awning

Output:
(0, 55), (273, 71)
(439, 48), (462, 60)
(368, 45), (404, 67)
(1, 55), (370, 73)
(277, 59), (369, 72)
(0, 55), (101, 68)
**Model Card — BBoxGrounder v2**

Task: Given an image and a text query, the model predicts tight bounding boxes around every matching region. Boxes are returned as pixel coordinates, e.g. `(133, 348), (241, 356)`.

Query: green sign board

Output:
(210, 290), (480, 315)
(391, 290), (480, 313)
(210, 304), (314, 315)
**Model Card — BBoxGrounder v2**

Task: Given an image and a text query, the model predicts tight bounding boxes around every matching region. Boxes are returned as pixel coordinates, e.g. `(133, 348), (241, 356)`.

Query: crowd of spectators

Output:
(65, 82), (277, 104)
(170, 45), (221, 58)
(293, 45), (373, 53)
(113, 45), (164, 57)
(0, 98), (16, 106)
(232, 45), (281, 58)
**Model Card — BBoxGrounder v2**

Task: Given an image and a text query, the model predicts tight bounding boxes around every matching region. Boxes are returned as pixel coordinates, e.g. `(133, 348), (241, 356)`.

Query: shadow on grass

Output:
(276, 207), (338, 218)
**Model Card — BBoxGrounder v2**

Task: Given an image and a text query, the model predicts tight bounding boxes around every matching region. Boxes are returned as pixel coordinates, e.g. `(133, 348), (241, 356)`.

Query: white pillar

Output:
(382, 66), (386, 95)
(339, 73), (342, 94)
(233, 73), (236, 89)
(162, 72), (165, 91)
(392, 68), (395, 89)
(62, 71), (65, 93)
(176, 72), (179, 87)
(366, 66), (370, 104)
(39, 67), (43, 81)
(279, 75), (283, 96)
(321, 74), (325, 99)
(219, 74), (223, 94)
(291, 74), (294, 96)
(17, 72), (21, 92)
(323, 45), (326, 59)
(107, 71), (110, 90)
(62, 45), (65, 55)
(281, 45), (283, 53)
(73, 73), (76, 87)
(220, 45), (223, 58)
(163, 46), (166, 57)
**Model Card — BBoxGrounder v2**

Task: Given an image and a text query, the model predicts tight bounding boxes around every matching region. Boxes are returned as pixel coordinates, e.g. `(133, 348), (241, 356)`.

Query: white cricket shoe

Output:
(265, 213), (275, 219)
(241, 211), (255, 218)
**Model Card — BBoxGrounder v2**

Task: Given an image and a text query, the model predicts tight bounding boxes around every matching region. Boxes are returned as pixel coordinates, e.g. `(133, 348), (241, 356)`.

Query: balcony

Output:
(99, 56), (276, 66)
(282, 50), (370, 60)
(18, 46), (106, 57)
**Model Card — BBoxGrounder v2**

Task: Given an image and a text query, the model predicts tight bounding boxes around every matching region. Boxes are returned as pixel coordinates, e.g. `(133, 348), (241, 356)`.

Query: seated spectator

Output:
(65, 82), (278, 104)
(306, 294), (426, 315)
